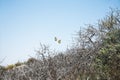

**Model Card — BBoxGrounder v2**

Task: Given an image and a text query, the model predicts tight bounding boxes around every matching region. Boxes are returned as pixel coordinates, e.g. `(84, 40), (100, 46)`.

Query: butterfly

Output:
(54, 37), (61, 44)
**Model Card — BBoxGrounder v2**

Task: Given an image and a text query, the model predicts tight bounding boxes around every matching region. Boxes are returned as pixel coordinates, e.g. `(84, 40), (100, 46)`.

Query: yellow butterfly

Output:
(54, 37), (61, 44)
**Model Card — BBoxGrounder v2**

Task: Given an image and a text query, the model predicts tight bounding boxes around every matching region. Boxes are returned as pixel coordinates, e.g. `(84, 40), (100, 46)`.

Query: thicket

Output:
(0, 9), (120, 80)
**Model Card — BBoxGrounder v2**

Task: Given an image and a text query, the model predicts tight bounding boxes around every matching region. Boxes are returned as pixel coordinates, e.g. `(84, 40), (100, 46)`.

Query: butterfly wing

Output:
(58, 40), (61, 44)
(54, 37), (57, 41)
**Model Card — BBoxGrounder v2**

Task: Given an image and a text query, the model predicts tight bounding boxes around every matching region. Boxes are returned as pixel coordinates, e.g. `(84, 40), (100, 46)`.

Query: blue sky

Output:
(0, 0), (120, 66)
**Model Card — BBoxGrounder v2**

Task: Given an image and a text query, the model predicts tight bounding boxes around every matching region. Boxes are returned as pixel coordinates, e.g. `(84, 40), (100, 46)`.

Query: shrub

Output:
(5, 64), (15, 70)
(15, 61), (23, 67)
(27, 58), (37, 63)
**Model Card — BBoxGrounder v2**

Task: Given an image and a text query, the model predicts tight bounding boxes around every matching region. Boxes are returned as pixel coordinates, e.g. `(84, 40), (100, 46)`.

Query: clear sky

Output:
(0, 0), (120, 66)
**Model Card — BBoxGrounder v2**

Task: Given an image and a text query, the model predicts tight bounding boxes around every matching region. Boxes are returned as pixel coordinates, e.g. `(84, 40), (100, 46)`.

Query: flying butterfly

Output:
(54, 37), (61, 44)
